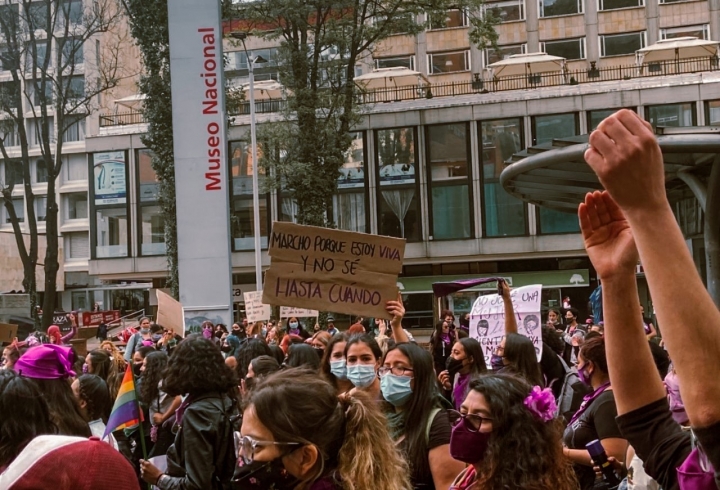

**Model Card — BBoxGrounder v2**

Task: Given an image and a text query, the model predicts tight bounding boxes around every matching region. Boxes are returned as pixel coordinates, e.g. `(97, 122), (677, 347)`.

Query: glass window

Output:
(60, 0), (83, 26)
(278, 196), (298, 223)
(64, 192), (87, 220)
(480, 118), (527, 237)
(0, 120), (19, 146)
(95, 208), (129, 258)
(61, 37), (84, 66)
(599, 0), (643, 9)
(427, 123), (472, 240)
(35, 195), (46, 221)
(68, 77), (84, 99)
(532, 113), (580, 234)
(588, 109), (624, 131)
(539, 0), (582, 17)
(601, 31), (645, 57)
(429, 9), (468, 29)
(376, 127), (421, 241)
(28, 118), (53, 146)
(428, 50), (470, 74)
(65, 231), (89, 260)
(35, 158), (47, 183)
(62, 116), (85, 142)
(0, 4), (19, 34)
(140, 205), (166, 256)
(335, 132), (368, 233)
(137, 149), (159, 202)
(646, 103), (696, 128)
(660, 24), (710, 40)
(373, 13), (415, 35)
(231, 197), (269, 251)
(230, 140), (265, 197)
(542, 38), (585, 60)
(4, 159), (23, 186)
(707, 100), (720, 127)
(0, 81), (19, 110)
(375, 56), (415, 71)
(11, 197), (23, 223)
(64, 154), (87, 181)
(483, 0), (524, 22)
(25, 41), (50, 70)
(32, 81), (53, 106)
(484, 44), (526, 66)
(26, 2), (49, 31)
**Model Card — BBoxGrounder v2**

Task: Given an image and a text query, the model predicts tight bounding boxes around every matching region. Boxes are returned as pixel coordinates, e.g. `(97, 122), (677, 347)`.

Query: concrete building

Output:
(87, 0), (720, 327)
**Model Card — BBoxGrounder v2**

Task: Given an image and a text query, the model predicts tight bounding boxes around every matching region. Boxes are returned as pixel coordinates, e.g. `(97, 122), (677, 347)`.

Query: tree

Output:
(0, 0), (125, 328)
(233, 0), (499, 227)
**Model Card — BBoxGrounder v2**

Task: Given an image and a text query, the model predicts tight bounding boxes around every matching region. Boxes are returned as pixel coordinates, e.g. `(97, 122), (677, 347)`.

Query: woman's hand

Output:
(386, 295), (406, 328)
(438, 370), (452, 391)
(139, 459), (163, 485)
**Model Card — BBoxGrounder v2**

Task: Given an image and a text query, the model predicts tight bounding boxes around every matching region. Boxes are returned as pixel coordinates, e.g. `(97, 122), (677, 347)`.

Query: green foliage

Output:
(125, 0), (179, 298)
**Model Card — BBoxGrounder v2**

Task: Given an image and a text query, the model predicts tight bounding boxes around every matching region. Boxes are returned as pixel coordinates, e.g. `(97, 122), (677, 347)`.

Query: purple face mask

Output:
(577, 364), (591, 385)
(82, 364), (89, 374)
(490, 354), (504, 371)
(449, 418), (492, 464)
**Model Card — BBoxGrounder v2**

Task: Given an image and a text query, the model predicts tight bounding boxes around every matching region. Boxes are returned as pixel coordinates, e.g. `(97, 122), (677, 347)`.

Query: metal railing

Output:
(99, 56), (720, 125)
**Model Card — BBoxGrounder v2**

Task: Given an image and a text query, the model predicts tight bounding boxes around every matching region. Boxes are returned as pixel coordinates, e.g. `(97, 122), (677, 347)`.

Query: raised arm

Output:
(386, 293), (409, 344)
(578, 191), (665, 414)
(586, 109), (720, 428)
(500, 280), (518, 334)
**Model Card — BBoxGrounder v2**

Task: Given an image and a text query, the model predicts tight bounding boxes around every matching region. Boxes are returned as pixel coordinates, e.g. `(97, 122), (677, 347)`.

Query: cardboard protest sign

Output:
(280, 307), (319, 318)
(156, 289), (185, 336)
(244, 291), (272, 323)
(263, 222), (406, 318)
(469, 284), (543, 368)
(0, 323), (18, 345)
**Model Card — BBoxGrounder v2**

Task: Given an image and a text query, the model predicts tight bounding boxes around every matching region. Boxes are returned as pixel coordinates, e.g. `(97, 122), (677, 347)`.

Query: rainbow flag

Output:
(103, 364), (143, 439)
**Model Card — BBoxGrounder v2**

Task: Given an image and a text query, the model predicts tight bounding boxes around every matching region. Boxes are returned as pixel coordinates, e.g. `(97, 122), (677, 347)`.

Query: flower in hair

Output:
(523, 386), (557, 423)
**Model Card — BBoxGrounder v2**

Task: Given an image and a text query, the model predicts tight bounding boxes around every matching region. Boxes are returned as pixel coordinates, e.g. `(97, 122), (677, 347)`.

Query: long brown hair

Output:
(246, 368), (411, 490)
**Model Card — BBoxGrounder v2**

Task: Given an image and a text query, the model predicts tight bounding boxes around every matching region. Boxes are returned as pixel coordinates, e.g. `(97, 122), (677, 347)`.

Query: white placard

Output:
(280, 307), (319, 318)
(469, 284), (543, 368)
(243, 291), (271, 323)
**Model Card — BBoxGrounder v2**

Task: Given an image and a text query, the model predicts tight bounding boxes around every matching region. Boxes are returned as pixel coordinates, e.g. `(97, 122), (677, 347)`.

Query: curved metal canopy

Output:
(499, 126), (720, 213)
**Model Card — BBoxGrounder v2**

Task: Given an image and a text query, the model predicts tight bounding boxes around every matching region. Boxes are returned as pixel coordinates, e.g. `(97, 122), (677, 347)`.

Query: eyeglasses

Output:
(234, 433), (301, 464)
(448, 409), (493, 432)
(378, 366), (414, 377)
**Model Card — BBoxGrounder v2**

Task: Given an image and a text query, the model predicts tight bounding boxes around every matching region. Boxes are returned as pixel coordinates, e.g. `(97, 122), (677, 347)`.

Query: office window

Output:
(376, 127), (421, 241)
(35, 195), (46, 221)
(375, 55), (415, 71)
(599, 0), (643, 10)
(0, 122), (19, 147)
(373, 13), (415, 35)
(140, 206), (166, 256)
(480, 118), (527, 237)
(230, 141), (269, 251)
(335, 132), (368, 233)
(539, 0), (582, 17)
(588, 109), (624, 131)
(35, 158), (48, 183)
(6, 197), (24, 223)
(64, 154), (86, 181)
(483, 0), (524, 22)
(427, 123), (472, 240)
(533, 113), (581, 234)
(26, 2), (49, 31)
(484, 44), (527, 66)
(646, 103), (696, 128)
(429, 9), (468, 29)
(61, 37), (84, 66)
(31, 81), (53, 106)
(278, 195), (298, 223)
(707, 100), (720, 126)
(59, 0), (83, 27)
(68, 77), (85, 100)
(660, 24), (710, 41)
(25, 41), (50, 70)
(601, 31), (646, 57)
(0, 4), (19, 34)
(95, 208), (129, 258)
(28, 118), (54, 146)
(66, 231), (89, 260)
(428, 50), (470, 74)
(3, 160), (22, 186)
(62, 116), (85, 142)
(542, 38), (585, 60)
(64, 192), (87, 220)
(137, 149), (159, 202)
(0, 81), (19, 110)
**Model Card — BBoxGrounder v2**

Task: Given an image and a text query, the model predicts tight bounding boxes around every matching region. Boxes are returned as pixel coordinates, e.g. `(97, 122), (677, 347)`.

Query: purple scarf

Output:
(441, 332), (451, 344)
(452, 372), (471, 411)
(569, 381), (611, 425)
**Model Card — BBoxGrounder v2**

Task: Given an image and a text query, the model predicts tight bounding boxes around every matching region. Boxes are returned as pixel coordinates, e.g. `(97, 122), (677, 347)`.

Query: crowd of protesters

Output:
(1, 109), (719, 490)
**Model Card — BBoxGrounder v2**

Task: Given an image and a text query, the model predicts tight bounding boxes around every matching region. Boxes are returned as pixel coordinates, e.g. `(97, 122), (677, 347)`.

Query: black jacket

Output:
(158, 392), (238, 490)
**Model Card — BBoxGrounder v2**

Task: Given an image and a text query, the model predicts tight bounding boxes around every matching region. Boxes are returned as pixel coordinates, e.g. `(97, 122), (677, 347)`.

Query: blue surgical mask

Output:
(347, 364), (376, 388)
(289, 322), (298, 328)
(380, 373), (413, 407)
(330, 359), (347, 380)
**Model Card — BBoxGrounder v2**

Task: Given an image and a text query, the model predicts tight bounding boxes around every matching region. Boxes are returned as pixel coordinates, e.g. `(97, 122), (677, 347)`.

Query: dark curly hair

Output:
(139, 351), (168, 406)
(542, 325), (565, 356)
(236, 338), (272, 379)
(163, 335), (237, 398)
(0, 371), (56, 468)
(469, 373), (578, 490)
(77, 374), (112, 423)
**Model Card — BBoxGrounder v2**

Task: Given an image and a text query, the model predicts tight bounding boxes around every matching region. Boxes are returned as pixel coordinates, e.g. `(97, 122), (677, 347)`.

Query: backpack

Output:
(557, 355), (592, 424)
(215, 397), (242, 490)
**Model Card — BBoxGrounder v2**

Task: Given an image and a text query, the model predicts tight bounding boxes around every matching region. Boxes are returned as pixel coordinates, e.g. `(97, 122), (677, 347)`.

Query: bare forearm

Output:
(601, 274), (665, 415)
(626, 205), (720, 426)
(390, 320), (409, 343)
(503, 298), (518, 334)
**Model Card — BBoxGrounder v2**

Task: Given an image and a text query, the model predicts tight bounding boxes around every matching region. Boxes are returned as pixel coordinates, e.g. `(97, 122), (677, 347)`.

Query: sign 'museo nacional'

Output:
(263, 222), (406, 318)
(167, 0), (233, 326)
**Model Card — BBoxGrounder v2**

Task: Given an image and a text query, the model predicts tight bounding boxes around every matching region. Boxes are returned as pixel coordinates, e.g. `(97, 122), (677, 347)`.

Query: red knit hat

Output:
(0, 435), (140, 490)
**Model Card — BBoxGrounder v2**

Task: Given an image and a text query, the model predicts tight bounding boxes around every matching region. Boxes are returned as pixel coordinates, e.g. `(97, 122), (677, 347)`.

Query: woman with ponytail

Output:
(235, 367), (411, 490)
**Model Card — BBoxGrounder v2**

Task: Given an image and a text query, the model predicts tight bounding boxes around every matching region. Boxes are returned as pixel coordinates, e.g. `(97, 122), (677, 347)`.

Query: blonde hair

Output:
(100, 341), (127, 373)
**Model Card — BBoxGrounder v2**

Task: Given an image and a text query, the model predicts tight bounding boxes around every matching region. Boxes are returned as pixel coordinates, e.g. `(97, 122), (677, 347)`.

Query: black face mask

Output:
(313, 347), (325, 360)
(446, 356), (465, 378)
(233, 457), (299, 489)
(220, 342), (232, 353)
(133, 362), (143, 377)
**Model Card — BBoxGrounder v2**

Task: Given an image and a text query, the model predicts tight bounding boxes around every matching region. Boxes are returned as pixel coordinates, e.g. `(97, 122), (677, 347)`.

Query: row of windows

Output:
(1, 191), (87, 226)
(374, 23), (710, 72)
(0, 116), (85, 150)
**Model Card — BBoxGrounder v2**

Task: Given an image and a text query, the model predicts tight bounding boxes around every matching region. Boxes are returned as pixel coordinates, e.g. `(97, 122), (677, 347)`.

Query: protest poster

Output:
(280, 307), (319, 318)
(469, 284), (543, 368)
(156, 290), (185, 336)
(0, 323), (18, 345)
(262, 222), (406, 319)
(244, 291), (272, 323)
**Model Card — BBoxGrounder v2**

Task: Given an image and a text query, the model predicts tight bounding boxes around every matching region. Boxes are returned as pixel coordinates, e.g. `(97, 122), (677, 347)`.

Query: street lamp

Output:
(229, 32), (267, 292)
